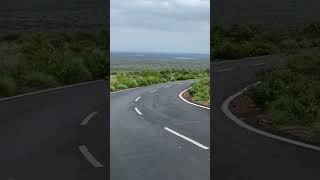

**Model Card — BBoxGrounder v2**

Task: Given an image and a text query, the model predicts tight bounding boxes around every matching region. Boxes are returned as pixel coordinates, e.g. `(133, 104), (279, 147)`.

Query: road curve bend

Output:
(111, 80), (210, 180)
(212, 56), (320, 180)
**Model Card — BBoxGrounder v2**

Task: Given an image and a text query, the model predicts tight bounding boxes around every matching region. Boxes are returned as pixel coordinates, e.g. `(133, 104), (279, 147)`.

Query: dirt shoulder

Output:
(182, 89), (210, 108)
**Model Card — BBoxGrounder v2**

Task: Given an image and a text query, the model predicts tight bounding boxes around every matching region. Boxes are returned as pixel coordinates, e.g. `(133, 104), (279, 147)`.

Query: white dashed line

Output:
(252, 63), (266, 66)
(78, 145), (104, 167)
(178, 82), (183, 85)
(80, 112), (98, 126)
(134, 107), (143, 115)
(134, 96), (141, 102)
(164, 126), (209, 150)
(216, 68), (233, 72)
(164, 85), (171, 88)
(150, 89), (158, 93)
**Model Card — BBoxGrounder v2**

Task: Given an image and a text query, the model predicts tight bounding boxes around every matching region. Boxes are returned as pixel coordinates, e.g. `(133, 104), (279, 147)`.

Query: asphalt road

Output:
(0, 80), (108, 180)
(212, 55), (320, 180)
(110, 80), (210, 180)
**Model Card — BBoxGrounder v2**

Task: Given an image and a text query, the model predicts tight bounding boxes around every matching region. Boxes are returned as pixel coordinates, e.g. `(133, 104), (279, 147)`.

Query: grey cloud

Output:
(111, 0), (209, 53)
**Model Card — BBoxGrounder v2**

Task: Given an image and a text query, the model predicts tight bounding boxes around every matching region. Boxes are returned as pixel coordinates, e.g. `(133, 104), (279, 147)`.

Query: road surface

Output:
(0, 80), (108, 180)
(110, 80), (210, 180)
(212, 55), (320, 180)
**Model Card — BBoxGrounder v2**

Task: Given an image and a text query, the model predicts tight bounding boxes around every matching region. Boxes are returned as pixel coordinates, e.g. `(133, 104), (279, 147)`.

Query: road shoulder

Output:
(221, 83), (320, 152)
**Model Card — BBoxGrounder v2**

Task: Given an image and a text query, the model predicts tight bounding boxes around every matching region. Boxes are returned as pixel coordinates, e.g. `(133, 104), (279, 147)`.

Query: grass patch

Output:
(0, 31), (108, 98)
(247, 52), (320, 142)
(110, 69), (209, 92)
(188, 77), (210, 106)
(212, 23), (320, 60)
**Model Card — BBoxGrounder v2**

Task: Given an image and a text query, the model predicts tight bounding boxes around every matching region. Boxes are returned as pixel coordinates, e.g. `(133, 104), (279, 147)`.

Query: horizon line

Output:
(110, 50), (210, 55)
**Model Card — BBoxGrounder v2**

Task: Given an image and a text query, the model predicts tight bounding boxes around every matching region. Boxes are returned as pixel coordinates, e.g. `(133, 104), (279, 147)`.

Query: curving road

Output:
(212, 55), (320, 180)
(110, 80), (210, 180)
(0, 80), (108, 180)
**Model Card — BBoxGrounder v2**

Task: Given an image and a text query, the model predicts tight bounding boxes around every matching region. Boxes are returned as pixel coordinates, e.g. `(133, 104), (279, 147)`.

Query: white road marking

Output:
(252, 63), (266, 66)
(179, 88), (210, 110)
(164, 85), (171, 88)
(80, 112), (98, 126)
(149, 89), (158, 93)
(134, 107), (143, 115)
(0, 80), (103, 102)
(178, 82), (183, 85)
(164, 126), (209, 150)
(134, 96), (141, 102)
(216, 68), (233, 72)
(78, 145), (104, 167)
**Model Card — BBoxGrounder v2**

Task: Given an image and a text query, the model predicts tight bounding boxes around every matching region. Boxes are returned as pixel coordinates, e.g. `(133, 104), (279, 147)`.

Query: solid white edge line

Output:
(164, 126), (209, 150)
(134, 96), (141, 102)
(179, 88), (210, 110)
(0, 80), (103, 102)
(78, 145), (104, 167)
(80, 112), (98, 126)
(216, 68), (233, 72)
(221, 82), (320, 152)
(134, 107), (143, 115)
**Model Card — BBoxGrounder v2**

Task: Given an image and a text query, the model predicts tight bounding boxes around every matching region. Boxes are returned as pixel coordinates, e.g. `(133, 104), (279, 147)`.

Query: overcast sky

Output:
(110, 0), (210, 54)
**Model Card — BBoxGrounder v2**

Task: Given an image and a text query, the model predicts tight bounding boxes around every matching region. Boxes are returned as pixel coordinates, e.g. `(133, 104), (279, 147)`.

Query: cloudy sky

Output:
(110, 0), (210, 54)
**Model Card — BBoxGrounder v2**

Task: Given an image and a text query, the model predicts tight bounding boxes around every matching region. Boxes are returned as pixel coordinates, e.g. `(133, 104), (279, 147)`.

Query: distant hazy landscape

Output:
(110, 52), (210, 72)
(110, 51), (210, 105)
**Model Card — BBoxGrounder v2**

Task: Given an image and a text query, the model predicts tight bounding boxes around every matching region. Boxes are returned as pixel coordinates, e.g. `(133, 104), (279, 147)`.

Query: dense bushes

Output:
(0, 76), (16, 98)
(0, 31), (107, 98)
(248, 53), (320, 140)
(188, 77), (210, 106)
(213, 24), (320, 59)
(110, 69), (209, 91)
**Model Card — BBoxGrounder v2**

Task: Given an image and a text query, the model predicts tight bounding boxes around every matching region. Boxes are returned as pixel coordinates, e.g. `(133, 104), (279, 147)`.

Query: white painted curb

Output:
(179, 88), (210, 110)
(221, 82), (320, 152)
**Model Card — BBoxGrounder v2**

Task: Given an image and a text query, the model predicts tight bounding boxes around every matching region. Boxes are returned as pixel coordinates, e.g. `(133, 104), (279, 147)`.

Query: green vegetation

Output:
(111, 60), (209, 72)
(110, 69), (209, 92)
(188, 77), (210, 106)
(0, 31), (108, 98)
(213, 23), (320, 59)
(248, 52), (320, 142)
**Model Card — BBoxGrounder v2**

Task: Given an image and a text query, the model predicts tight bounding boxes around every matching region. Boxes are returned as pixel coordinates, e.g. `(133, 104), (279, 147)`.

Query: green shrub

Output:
(110, 85), (116, 92)
(123, 78), (139, 88)
(189, 77), (210, 103)
(56, 58), (93, 84)
(110, 69), (209, 91)
(312, 124), (320, 143)
(279, 39), (299, 50)
(23, 71), (59, 91)
(0, 76), (16, 97)
(271, 110), (293, 127)
(287, 54), (320, 75)
(116, 83), (128, 90)
(249, 52), (320, 129)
